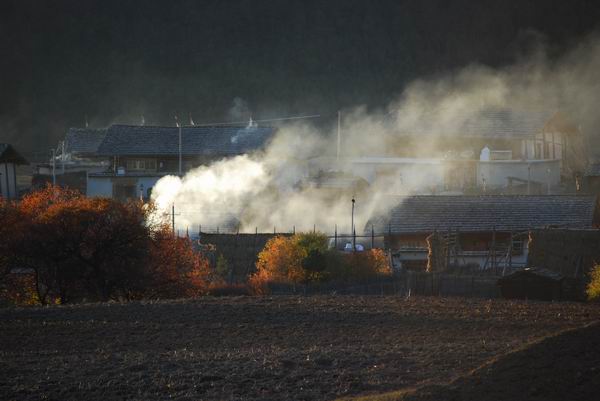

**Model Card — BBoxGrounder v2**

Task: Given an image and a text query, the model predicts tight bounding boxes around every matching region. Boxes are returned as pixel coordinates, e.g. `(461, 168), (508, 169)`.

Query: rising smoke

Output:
(151, 33), (600, 235)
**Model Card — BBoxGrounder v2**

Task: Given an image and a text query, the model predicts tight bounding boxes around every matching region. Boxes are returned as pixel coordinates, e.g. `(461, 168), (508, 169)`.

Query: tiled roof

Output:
(397, 108), (555, 139)
(65, 128), (107, 156)
(0, 143), (28, 164)
(369, 195), (598, 233)
(95, 125), (276, 156)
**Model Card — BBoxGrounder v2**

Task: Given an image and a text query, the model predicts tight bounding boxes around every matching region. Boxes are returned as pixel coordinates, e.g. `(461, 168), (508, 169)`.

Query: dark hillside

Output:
(2, 0), (600, 153)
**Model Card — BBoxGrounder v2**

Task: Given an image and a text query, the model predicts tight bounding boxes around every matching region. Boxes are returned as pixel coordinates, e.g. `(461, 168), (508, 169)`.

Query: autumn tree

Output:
(0, 197), (17, 278)
(250, 232), (390, 293)
(587, 265), (600, 302)
(7, 185), (211, 304)
(13, 186), (148, 302)
(252, 235), (304, 287)
(0, 197), (38, 305)
(146, 225), (211, 299)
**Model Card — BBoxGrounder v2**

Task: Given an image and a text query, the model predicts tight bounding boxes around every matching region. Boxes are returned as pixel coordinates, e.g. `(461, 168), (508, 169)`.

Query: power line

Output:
(190, 114), (322, 127)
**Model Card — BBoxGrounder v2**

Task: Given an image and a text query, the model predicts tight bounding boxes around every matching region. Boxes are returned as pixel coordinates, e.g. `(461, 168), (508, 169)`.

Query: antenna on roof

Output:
(247, 116), (256, 128)
(189, 113), (195, 126)
(174, 114), (180, 128)
(141, 115), (145, 126)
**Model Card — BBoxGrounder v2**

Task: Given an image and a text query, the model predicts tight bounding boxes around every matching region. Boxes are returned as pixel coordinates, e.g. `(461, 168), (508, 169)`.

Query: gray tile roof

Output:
(397, 108), (555, 139)
(0, 143), (28, 164)
(369, 195), (598, 234)
(65, 128), (107, 156)
(95, 125), (276, 156)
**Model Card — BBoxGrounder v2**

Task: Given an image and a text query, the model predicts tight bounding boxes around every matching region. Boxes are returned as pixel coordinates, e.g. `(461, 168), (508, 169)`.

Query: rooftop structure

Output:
(96, 124), (275, 157)
(370, 195), (598, 234)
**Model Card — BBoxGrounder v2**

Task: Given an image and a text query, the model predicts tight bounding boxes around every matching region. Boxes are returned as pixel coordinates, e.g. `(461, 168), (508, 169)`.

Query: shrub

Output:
(207, 283), (251, 296)
(586, 265), (600, 302)
(250, 233), (391, 293)
(0, 272), (38, 306)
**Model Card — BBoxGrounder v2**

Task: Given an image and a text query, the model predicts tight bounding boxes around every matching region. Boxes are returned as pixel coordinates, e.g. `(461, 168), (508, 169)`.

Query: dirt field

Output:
(1, 296), (599, 401)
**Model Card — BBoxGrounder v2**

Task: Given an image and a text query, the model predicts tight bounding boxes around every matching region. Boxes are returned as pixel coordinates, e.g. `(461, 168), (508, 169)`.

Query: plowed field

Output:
(1, 296), (599, 400)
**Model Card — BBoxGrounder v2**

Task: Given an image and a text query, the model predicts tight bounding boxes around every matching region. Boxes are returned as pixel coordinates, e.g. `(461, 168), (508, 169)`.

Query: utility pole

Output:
(178, 124), (182, 176)
(51, 148), (56, 186)
(336, 111), (341, 163)
(172, 204), (176, 236)
(61, 141), (65, 174)
(527, 164), (531, 195)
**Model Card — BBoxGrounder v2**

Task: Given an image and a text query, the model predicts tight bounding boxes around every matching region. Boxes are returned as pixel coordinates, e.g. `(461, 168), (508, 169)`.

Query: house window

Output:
(512, 238), (524, 254)
(126, 159), (157, 171)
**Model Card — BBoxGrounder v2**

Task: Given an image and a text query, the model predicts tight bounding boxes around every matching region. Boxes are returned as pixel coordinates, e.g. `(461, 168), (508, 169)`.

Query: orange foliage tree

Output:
(146, 226), (211, 299)
(0, 197), (38, 304)
(254, 235), (306, 282)
(3, 185), (210, 304)
(250, 232), (390, 294)
(0, 197), (17, 277)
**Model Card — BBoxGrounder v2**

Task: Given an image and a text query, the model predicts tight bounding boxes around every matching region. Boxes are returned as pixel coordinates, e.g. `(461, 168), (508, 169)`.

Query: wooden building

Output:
(368, 195), (599, 272)
(0, 144), (28, 199)
(83, 124), (276, 201)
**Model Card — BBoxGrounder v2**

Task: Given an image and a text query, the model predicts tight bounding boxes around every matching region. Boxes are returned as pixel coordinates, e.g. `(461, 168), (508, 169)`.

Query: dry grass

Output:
(1, 296), (599, 400)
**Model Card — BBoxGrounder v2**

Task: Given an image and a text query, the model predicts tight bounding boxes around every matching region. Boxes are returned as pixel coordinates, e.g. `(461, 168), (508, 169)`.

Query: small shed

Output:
(583, 163), (600, 194)
(498, 268), (564, 301)
(0, 144), (28, 199)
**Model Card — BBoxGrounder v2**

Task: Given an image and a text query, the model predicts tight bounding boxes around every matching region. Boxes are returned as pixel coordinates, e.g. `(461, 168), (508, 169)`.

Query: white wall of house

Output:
(477, 159), (560, 190)
(309, 156), (562, 195)
(0, 162), (17, 199)
(87, 176), (114, 197)
(87, 175), (163, 198)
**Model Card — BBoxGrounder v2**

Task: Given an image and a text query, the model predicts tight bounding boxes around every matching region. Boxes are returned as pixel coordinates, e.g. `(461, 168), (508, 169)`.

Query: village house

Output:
(0, 144), (28, 199)
(368, 195), (599, 272)
(33, 128), (108, 193)
(83, 124), (276, 200)
(309, 108), (585, 195)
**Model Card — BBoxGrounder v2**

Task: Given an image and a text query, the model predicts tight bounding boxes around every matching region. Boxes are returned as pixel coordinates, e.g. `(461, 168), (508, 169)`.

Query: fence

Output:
(267, 272), (501, 299)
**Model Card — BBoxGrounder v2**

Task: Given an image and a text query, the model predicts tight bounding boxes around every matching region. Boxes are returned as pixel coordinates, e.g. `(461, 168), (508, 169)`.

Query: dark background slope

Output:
(1, 0), (600, 155)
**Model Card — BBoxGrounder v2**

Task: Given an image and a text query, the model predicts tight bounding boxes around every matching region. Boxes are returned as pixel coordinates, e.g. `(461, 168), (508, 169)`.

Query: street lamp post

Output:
(351, 197), (356, 251)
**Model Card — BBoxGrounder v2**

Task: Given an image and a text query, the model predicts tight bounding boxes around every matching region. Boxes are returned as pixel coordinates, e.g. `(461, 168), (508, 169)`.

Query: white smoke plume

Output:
(151, 32), (600, 235)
